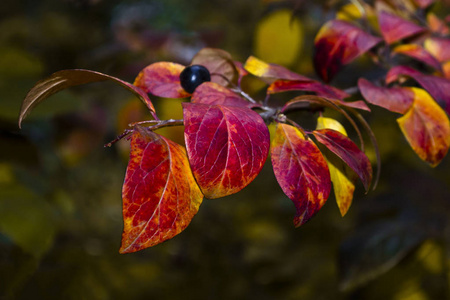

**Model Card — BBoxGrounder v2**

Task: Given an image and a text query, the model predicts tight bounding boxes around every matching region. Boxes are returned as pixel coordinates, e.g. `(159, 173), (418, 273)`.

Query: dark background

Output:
(1, 0), (449, 299)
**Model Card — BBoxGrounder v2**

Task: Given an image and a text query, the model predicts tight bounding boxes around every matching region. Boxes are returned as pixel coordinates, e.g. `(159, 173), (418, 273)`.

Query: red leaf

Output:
(392, 44), (442, 71)
(378, 11), (427, 44)
(314, 20), (382, 82)
(267, 79), (350, 100)
(358, 78), (414, 113)
(191, 48), (238, 87)
(271, 123), (331, 227)
(191, 82), (253, 107)
(120, 127), (203, 253)
(183, 103), (270, 199)
(134, 62), (190, 98)
(397, 88), (450, 166)
(244, 56), (310, 81)
(19, 69), (156, 128)
(312, 129), (372, 191)
(386, 66), (450, 115)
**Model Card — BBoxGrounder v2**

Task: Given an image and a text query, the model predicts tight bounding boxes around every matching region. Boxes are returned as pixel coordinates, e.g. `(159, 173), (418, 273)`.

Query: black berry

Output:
(179, 65), (211, 93)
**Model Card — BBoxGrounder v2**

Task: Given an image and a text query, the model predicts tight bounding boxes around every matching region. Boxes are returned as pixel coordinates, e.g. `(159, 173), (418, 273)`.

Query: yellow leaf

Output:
(316, 116), (356, 216)
(254, 9), (303, 66)
(397, 88), (450, 167)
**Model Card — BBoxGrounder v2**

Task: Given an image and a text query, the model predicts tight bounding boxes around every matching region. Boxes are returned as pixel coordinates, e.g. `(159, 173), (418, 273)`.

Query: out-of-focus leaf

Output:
(133, 62), (190, 98)
(414, 0), (436, 8)
(424, 37), (450, 62)
(386, 66), (450, 115)
(191, 82), (252, 107)
(120, 127), (203, 253)
(336, 2), (377, 28)
(244, 56), (310, 81)
(377, 10), (427, 44)
(233, 61), (249, 85)
(358, 78), (414, 113)
(191, 48), (237, 87)
(254, 9), (303, 66)
(0, 184), (57, 258)
(271, 123), (331, 227)
(19, 69), (155, 128)
(183, 103), (270, 199)
(313, 20), (382, 82)
(312, 128), (372, 191)
(339, 220), (427, 291)
(267, 79), (350, 100)
(397, 88), (450, 166)
(392, 44), (442, 71)
(427, 13), (449, 35)
(443, 61), (450, 79)
(316, 117), (357, 216)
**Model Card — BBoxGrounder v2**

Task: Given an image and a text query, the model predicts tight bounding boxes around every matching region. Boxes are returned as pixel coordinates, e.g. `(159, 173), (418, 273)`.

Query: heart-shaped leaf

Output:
(183, 103), (270, 199)
(134, 62), (190, 98)
(313, 20), (382, 82)
(271, 123), (331, 227)
(397, 88), (450, 166)
(19, 69), (156, 128)
(312, 128), (372, 191)
(120, 126), (203, 253)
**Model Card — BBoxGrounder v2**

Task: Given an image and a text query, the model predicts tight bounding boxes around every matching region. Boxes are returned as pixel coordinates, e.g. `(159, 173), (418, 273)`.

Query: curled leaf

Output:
(120, 127), (203, 253)
(313, 20), (382, 82)
(134, 62), (190, 98)
(183, 103), (270, 199)
(358, 78), (414, 114)
(271, 123), (331, 227)
(19, 69), (156, 128)
(316, 117), (357, 216)
(397, 88), (450, 166)
(191, 48), (237, 87)
(312, 128), (372, 191)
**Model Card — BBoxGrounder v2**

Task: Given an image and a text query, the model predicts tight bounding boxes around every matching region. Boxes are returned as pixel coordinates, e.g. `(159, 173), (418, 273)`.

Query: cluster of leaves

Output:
(18, 0), (450, 254)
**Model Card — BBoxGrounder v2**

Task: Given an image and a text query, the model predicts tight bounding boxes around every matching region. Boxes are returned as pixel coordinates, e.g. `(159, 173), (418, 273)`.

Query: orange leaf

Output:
(120, 127), (203, 253)
(392, 44), (442, 71)
(271, 123), (331, 227)
(397, 88), (450, 167)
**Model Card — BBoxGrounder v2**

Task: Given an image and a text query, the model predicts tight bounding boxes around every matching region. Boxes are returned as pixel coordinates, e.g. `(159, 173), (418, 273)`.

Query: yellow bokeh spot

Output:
(254, 9), (303, 66)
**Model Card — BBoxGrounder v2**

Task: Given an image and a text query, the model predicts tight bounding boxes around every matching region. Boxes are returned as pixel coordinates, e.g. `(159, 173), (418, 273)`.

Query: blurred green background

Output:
(1, 0), (449, 299)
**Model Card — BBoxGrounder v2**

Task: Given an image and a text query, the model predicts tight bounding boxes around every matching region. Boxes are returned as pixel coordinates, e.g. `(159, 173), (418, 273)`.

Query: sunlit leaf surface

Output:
(183, 103), (270, 199)
(397, 88), (450, 166)
(134, 62), (190, 98)
(19, 69), (155, 128)
(271, 123), (331, 227)
(244, 56), (310, 81)
(313, 20), (381, 82)
(120, 127), (203, 253)
(424, 37), (450, 62)
(358, 78), (414, 114)
(378, 11), (426, 44)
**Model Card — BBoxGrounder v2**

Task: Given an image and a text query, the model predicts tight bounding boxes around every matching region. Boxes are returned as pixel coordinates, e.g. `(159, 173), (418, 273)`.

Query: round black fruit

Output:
(179, 65), (211, 93)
